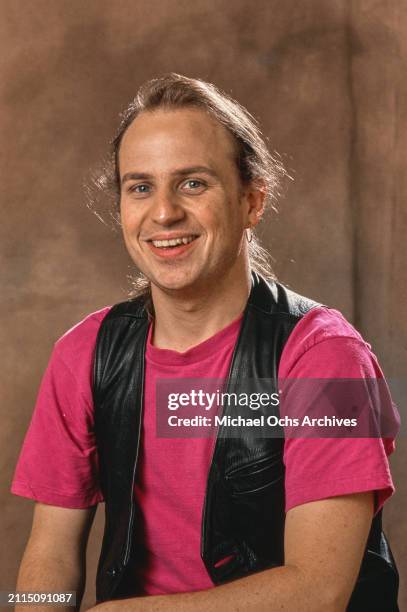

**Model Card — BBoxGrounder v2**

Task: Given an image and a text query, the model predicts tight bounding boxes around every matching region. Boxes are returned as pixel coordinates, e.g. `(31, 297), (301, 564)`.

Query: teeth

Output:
(152, 236), (196, 248)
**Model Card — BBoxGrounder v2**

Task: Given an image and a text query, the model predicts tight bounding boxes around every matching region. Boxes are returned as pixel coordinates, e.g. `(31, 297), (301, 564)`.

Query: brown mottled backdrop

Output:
(1, 1), (406, 609)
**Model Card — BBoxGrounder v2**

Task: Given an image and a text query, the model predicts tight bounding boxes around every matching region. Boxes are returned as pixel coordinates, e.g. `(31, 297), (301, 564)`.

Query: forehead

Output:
(118, 107), (238, 172)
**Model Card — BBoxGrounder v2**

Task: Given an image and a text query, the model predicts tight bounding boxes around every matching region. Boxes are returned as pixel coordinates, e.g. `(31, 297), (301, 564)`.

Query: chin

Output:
(150, 270), (203, 294)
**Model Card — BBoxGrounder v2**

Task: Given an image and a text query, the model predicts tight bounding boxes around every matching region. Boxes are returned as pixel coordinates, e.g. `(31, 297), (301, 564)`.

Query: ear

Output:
(243, 180), (267, 229)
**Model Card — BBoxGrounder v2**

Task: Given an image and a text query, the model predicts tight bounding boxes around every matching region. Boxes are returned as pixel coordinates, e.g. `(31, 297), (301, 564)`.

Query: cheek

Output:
(120, 219), (142, 253)
(120, 203), (140, 233)
(216, 200), (245, 233)
(199, 197), (233, 225)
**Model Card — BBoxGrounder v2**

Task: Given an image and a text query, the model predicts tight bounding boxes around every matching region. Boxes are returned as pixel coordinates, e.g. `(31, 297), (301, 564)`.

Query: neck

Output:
(150, 265), (252, 352)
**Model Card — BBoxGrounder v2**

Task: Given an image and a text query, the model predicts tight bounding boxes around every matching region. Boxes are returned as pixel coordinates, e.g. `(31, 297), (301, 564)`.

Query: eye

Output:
(181, 179), (206, 193)
(128, 183), (151, 195)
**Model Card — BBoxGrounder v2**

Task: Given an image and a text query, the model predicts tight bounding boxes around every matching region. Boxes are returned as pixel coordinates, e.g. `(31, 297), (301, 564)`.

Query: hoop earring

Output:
(246, 227), (253, 243)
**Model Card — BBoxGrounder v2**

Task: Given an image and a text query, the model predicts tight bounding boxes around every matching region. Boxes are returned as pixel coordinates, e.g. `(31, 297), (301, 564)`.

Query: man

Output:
(12, 74), (399, 611)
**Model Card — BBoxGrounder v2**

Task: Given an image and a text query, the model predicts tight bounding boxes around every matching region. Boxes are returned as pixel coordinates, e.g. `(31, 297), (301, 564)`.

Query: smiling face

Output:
(118, 107), (264, 298)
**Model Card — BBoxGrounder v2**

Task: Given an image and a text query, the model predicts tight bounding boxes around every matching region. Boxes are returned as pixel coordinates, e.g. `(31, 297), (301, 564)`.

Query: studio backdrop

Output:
(1, 1), (406, 609)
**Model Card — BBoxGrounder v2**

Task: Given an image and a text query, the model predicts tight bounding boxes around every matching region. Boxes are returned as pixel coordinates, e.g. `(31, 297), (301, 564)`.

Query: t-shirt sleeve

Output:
(10, 309), (110, 508)
(278, 306), (397, 516)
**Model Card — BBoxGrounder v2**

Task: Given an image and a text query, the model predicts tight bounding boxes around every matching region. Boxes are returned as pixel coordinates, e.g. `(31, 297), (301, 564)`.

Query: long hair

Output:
(89, 73), (288, 307)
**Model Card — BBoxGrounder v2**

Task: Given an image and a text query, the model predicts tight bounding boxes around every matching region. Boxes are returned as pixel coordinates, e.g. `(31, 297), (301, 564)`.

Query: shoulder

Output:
(279, 304), (380, 378)
(55, 306), (112, 353)
(50, 306), (113, 377)
(288, 305), (366, 349)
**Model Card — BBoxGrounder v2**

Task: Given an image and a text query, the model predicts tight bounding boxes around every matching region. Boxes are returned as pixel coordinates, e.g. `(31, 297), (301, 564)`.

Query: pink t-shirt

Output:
(11, 304), (396, 596)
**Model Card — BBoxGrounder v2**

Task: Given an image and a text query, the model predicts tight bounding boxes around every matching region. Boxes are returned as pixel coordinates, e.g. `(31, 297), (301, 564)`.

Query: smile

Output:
(151, 235), (197, 248)
(145, 234), (200, 259)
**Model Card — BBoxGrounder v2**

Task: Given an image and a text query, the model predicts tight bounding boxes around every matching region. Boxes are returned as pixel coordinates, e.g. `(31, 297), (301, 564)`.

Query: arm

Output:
(16, 502), (97, 612)
(89, 491), (373, 612)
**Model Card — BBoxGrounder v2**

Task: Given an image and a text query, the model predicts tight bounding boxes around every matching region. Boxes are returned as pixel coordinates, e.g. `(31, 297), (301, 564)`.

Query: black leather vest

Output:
(92, 273), (399, 610)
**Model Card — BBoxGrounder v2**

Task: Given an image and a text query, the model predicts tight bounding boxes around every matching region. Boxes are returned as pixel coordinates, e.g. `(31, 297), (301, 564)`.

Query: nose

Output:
(150, 187), (186, 225)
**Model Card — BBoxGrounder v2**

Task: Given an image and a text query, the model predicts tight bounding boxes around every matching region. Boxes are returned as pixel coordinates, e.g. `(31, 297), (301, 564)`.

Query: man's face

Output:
(118, 107), (262, 295)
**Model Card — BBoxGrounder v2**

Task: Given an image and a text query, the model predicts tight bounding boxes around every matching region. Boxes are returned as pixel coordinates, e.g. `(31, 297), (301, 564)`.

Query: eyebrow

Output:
(121, 166), (219, 185)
